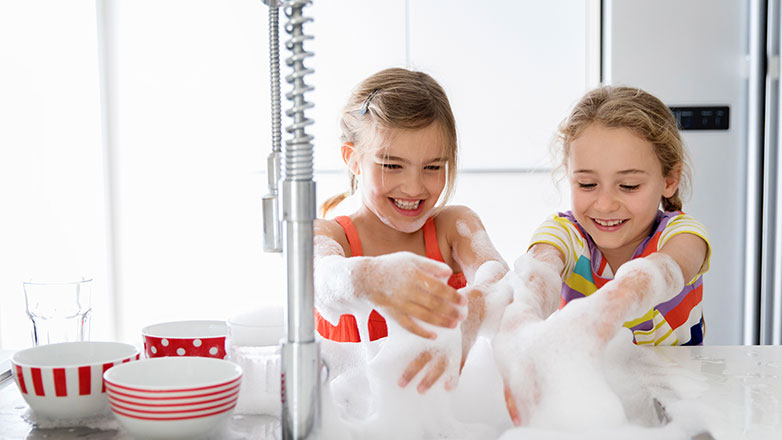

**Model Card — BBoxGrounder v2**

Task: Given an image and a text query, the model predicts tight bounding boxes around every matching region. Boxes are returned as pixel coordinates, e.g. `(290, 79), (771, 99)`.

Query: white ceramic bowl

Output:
(227, 306), (285, 347)
(142, 320), (227, 359)
(11, 341), (140, 418)
(104, 357), (242, 439)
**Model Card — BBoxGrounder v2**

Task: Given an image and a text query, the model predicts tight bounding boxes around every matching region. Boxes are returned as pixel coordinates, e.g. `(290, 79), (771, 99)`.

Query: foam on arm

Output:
(511, 244), (564, 319)
(315, 233), (457, 341)
(314, 234), (375, 332)
(453, 218), (507, 284)
(450, 213), (510, 345)
(598, 252), (685, 326)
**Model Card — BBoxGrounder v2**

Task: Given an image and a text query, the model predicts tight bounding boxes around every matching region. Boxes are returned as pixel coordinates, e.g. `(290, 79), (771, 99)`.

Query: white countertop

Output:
(651, 345), (782, 439)
(1, 345), (780, 439)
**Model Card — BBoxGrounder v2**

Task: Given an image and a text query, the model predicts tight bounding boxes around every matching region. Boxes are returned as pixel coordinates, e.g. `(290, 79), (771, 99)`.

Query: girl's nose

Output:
(594, 188), (619, 212)
(400, 170), (426, 196)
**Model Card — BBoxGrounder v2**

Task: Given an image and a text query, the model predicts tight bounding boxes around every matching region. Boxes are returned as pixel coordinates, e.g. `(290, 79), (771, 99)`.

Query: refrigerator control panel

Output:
(669, 106), (729, 130)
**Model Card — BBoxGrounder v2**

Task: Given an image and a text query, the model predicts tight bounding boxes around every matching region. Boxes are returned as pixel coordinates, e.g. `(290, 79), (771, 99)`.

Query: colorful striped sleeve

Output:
(528, 214), (585, 278)
(657, 213), (712, 278)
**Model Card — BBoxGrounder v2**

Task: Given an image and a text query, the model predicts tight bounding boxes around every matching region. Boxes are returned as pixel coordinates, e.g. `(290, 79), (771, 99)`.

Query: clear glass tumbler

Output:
(23, 278), (92, 346)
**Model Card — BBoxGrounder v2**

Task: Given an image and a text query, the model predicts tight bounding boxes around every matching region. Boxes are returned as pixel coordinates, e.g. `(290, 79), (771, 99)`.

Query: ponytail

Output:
(662, 191), (683, 212)
(320, 192), (350, 218)
(319, 174), (358, 218)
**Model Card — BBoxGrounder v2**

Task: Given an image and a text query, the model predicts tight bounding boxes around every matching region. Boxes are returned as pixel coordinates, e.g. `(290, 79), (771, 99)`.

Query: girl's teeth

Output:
(595, 219), (624, 226)
(393, 199), (421, 210)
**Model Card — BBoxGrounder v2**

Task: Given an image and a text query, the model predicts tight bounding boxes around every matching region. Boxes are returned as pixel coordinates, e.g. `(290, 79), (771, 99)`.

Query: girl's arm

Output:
(511, 243), (566, 320)
(584, 232), (708, 341)
(497, 233), (707, 426)
(397, 206), (509, 393)
(445, 206), (511, 361)
(658, 232), (709, 286)
(313, 219), (466, 340)
(493, 243), (565, 426)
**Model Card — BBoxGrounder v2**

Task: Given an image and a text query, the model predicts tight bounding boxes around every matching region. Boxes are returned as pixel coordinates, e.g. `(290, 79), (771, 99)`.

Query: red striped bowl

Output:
(11, 341), (140, 418)
(106, 390), (238, 415)
(103, 357), (241, 439)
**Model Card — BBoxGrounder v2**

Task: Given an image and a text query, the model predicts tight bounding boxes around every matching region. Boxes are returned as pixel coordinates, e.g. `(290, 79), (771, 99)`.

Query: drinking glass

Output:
(23, 278), (92, 346)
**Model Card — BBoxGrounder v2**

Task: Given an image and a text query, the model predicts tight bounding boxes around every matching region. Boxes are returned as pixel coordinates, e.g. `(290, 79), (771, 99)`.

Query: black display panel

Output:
(669, 106), (729, 130)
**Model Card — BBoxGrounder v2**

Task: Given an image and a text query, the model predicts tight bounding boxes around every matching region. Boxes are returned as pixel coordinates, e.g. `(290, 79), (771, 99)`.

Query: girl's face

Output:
(567, 123), (680, 263)
(355, 122), (448, 233)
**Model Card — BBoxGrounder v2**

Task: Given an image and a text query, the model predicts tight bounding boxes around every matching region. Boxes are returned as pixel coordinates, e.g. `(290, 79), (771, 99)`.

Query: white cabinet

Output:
(407, 1), (588, 169)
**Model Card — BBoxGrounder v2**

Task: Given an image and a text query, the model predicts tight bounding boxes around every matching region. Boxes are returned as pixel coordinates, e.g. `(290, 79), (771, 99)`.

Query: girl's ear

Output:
(341, 142), (360, 175)
(662, 162), (683, 198)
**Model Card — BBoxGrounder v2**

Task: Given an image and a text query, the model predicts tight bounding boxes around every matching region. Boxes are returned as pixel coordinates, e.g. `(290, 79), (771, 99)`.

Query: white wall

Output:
(0, 0), (588, 348)
(0, 1), (111, 348)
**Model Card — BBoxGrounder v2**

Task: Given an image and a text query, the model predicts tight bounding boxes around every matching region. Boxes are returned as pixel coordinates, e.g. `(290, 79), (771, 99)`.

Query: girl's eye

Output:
(620, 184), (640, 191)
(577, 182), (596, 189)
(424, 165), (442, 171)
(381, 163), (401, 170)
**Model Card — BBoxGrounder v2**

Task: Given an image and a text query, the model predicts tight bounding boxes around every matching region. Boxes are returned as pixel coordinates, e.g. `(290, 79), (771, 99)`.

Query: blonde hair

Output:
(556, 85), (691, 211)
(320, 68), (458, 217)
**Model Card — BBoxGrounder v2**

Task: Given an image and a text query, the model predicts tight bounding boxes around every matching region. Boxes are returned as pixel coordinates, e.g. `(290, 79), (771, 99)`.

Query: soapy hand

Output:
(495, 298), (627, 429)
(399, 280), (507, 394)
(397, 348), (456, 393)
(366, 252), (467, 340)
(314, 249), (467, 340)
(492, 299), (546, 426)
(393, 320), (463, 394)
(494, 253), (687, 426)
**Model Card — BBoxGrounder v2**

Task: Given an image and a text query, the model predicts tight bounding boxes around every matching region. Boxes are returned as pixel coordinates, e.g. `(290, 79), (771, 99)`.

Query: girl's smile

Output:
(592, 218), (628, 231)
(390, 197), (425, 216)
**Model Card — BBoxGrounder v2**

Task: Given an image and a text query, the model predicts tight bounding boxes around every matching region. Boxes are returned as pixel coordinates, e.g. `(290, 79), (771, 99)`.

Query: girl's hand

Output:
(365, 252), (467, 339)
(397, 349), (456, 393)
(492, 300), (544, 426)
(377, 307), (462, 395)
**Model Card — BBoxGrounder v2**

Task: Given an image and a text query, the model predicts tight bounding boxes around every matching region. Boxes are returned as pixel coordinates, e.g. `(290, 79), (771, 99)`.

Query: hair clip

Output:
(360, 89), (379, 115)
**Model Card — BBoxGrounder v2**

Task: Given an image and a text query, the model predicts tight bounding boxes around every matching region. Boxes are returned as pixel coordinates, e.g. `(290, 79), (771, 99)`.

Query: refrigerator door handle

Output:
(745, 0), (766, 345)
(769, 0), (782, 345)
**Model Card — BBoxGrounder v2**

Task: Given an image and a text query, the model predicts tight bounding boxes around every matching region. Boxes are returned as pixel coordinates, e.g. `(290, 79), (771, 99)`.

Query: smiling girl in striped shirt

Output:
(495, 85), (711, 426)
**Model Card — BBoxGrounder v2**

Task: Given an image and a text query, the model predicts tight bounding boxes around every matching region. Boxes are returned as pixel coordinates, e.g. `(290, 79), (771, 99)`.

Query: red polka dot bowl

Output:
(142, 320), (227, 359)
(10, 341), (140, 418)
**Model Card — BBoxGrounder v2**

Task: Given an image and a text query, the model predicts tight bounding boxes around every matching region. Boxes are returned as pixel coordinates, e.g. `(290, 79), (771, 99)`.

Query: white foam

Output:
(612, 254), (685, 318)
(454, 219), (506, 283)
(321, 322), (711, 439)
(315, 250), (456, 342)
(315, 248), (709, 439)
(466, 268), (514, 338)
(512, 252), (562, 317)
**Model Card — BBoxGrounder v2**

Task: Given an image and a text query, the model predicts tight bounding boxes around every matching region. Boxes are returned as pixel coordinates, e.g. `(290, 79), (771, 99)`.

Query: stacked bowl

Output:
(11, 341), (140, 419)
(103, 356), (242, 439)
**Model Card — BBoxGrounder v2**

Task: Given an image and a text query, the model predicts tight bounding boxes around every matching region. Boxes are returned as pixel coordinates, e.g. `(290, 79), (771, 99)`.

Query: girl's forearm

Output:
(512, 251), (564, 320)
(313, 252), (374, 326)
(584, 253), (685, 341)
(459, 260), (514, 357)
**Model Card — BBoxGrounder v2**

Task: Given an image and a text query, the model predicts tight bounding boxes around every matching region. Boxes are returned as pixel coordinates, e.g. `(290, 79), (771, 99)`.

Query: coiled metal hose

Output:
(283, 0), (314, 181)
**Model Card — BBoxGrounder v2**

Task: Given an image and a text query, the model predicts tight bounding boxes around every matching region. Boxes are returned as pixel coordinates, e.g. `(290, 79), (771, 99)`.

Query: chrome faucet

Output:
(261, 1), (321, 438)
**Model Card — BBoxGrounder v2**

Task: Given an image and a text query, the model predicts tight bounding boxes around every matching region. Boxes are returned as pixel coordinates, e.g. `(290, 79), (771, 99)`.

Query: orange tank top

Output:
(314, 216), (467, 342)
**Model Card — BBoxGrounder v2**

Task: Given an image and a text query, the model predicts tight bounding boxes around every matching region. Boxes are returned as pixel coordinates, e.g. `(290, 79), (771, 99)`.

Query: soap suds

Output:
(316, 251), (709, 439)
(454, 220), (506, 283)
(315, 249), (458, 341)
(321, 328), (710, 439)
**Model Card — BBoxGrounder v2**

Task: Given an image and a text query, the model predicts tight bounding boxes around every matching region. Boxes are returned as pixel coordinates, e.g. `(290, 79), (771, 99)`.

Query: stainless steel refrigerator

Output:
(603, 0), (782, 345)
